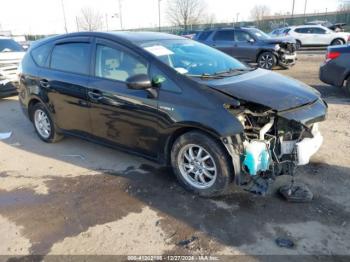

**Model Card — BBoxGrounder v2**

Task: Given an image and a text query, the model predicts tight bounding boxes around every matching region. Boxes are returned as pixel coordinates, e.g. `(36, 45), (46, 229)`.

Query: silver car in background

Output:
(0, 37), (25, 98)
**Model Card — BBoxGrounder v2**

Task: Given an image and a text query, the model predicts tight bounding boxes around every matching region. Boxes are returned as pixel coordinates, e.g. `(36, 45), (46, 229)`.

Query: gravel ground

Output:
(0, 54), (349, 261)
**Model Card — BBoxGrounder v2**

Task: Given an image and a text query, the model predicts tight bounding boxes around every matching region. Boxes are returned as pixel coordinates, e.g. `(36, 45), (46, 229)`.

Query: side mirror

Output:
(126, 74), (152, 90)
(248, 38), (255, 44)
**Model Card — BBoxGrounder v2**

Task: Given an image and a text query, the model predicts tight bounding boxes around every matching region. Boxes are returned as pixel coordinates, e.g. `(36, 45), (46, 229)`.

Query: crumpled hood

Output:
(204, 69), (320, 111)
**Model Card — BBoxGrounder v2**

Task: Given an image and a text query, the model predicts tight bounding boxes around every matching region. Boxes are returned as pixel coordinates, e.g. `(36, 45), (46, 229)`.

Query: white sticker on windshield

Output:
(175, 67), (188, 74)
(144, 45), (174, 56)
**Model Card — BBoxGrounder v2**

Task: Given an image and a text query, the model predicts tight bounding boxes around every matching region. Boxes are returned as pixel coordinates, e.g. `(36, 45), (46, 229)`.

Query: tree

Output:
(250, 5), (271, 26)
(338, 0), (350, 11)
(166, 0), (206, 30)
(77, 7), (103, 31)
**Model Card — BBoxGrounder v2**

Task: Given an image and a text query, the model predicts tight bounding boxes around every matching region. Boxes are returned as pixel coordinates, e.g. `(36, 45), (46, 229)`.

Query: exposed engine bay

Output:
(223, 102), (323, 195)
(276, 42), (297, 68)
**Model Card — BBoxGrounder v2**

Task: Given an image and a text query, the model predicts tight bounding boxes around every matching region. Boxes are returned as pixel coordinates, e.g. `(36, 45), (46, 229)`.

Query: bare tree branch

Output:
(166, 0), (207, 30)
(250, 5), (271, 27)
(78, 7), (103, 31)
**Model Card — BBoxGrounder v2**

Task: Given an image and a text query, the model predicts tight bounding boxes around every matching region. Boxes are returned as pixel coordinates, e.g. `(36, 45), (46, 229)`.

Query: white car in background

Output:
(286, 25), (350, 49)
(0, 37), (25, 98)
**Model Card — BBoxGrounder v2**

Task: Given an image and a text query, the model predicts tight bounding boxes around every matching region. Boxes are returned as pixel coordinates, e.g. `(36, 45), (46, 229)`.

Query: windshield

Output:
(247, 28), (270, 40)
(0, 39), (24, 52)
(139, 39), (249, 77)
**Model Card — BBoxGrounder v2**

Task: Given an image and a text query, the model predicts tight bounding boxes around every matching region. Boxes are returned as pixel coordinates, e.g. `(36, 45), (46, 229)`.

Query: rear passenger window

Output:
(50, 43), (90, 75)
(213, 30), (235, 41)
(31, 44), (51, 67)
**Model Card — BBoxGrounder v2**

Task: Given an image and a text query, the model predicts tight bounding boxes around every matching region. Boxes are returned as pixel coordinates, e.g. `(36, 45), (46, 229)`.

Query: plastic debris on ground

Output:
(279, 183), (313, 202)
(0, 132), (12, 140)
(275, 237), (295, 248)
(177, 236), (198, 247)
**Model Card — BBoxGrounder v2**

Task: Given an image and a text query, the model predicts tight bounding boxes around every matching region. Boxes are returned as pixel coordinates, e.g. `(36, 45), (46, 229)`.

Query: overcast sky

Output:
(0, 0), (341, 35)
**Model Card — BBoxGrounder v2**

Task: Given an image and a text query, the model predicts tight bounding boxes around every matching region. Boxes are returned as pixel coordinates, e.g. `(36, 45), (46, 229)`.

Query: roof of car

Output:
(32, 31), (185, 49)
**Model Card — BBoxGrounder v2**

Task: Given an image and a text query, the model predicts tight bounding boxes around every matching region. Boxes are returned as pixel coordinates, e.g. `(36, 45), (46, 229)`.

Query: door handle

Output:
(88, 90), (103, 102)
(39, 79), (50, 89)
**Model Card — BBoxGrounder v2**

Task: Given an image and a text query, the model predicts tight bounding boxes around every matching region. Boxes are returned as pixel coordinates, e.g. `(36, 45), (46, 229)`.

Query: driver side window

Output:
(95, 44), (148, 82)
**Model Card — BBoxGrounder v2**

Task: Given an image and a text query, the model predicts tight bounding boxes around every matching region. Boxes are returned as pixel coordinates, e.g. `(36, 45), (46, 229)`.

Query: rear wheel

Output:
(31, 103), (62, 143)
(171, 131), (233, 197)
(257, 52), (277, 70)
(331, 39), (344, 46)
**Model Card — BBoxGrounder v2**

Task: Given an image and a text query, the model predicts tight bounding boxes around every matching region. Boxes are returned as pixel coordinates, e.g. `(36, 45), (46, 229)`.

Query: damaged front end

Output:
(223, 99), (326, 195)
(275, 42), (297, 68)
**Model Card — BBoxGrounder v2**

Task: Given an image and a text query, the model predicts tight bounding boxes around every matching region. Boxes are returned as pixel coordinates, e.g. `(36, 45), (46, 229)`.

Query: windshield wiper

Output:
(213, 67), (255, 76)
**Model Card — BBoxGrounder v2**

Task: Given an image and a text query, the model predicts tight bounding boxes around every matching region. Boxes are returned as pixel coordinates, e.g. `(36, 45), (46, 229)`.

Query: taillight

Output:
(326, 51), (340, 62)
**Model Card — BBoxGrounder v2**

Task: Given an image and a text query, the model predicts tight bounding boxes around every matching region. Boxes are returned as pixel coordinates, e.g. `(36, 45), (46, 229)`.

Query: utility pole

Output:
(236, 12), (240, 23)
(60, 0), (68, 33)
(118, 0), (123, 30)
(158, 0), (162, 32)
(291, 0), (296, 25)
(303, 0), (308, 19)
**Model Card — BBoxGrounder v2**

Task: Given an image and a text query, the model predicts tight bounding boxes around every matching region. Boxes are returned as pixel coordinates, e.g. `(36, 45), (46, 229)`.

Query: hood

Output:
(262, 37), (296, 45)
(0, 52), (25, 65)
(203, 69), (320, 112)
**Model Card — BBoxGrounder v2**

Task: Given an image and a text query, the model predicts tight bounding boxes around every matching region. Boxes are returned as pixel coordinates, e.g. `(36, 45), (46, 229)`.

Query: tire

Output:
(171, 131), (233, 197)
(331, 39), (344, 46)
(257, 52), (277, 70)
(31, 103), (62, 143)
(295, 40), (302, 50)
(346, 78), (350, 95)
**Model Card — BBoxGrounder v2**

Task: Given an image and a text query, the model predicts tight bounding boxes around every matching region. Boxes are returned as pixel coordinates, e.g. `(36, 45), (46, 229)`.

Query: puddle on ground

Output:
(0, 164), (349, 256)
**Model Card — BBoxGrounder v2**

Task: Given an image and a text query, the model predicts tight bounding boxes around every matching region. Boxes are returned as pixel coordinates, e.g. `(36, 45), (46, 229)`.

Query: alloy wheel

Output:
(177, 144), (217, 189)
(259, 54), (274, 69)
(34, 109), (51, 139)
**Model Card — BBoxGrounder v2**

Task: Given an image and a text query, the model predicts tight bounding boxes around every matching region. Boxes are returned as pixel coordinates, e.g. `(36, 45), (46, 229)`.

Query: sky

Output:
(0, 0), (341, 35)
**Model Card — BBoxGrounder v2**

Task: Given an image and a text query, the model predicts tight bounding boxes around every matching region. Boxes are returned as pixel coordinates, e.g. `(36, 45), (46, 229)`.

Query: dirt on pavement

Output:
(0, 54), (350, 261)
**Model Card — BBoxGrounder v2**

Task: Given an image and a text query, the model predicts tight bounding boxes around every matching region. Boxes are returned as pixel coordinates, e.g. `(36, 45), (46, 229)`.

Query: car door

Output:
(209, 30), (235, 56)
(232, 30), (257, 62)
(310, 27), (331, 45)
(39, 37), (92, 133)
(88, 38), (160, 157)
(294, 27), (311, 45)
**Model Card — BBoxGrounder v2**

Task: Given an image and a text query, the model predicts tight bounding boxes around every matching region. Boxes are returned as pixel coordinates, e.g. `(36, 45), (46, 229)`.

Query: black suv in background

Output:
(195, 27), (297, 70)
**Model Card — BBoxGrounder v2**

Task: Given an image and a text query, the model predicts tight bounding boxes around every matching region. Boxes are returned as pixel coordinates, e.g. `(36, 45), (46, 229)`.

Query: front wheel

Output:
(171, 131), (233, 197)
(257, 52), (277, 70)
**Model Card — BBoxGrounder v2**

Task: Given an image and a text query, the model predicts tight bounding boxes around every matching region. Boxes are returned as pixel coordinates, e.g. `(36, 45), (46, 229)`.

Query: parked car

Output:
(286, 25), (350, 49)
(0, 37), (25, 98)
(269, 27), (290, 37)
(18, 32), (327, 197)
(306, 20), (347, 32)
(195, 27), (297, 70)
(320, 45), (350, 94)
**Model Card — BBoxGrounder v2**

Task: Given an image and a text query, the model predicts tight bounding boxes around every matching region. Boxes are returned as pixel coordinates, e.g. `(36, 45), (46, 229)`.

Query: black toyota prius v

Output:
(18, 32), (327, 197)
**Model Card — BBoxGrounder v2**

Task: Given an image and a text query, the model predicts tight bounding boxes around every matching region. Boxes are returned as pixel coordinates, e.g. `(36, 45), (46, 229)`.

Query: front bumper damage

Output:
(275, 42), (297, 68)
(223, 98), (327, 195)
